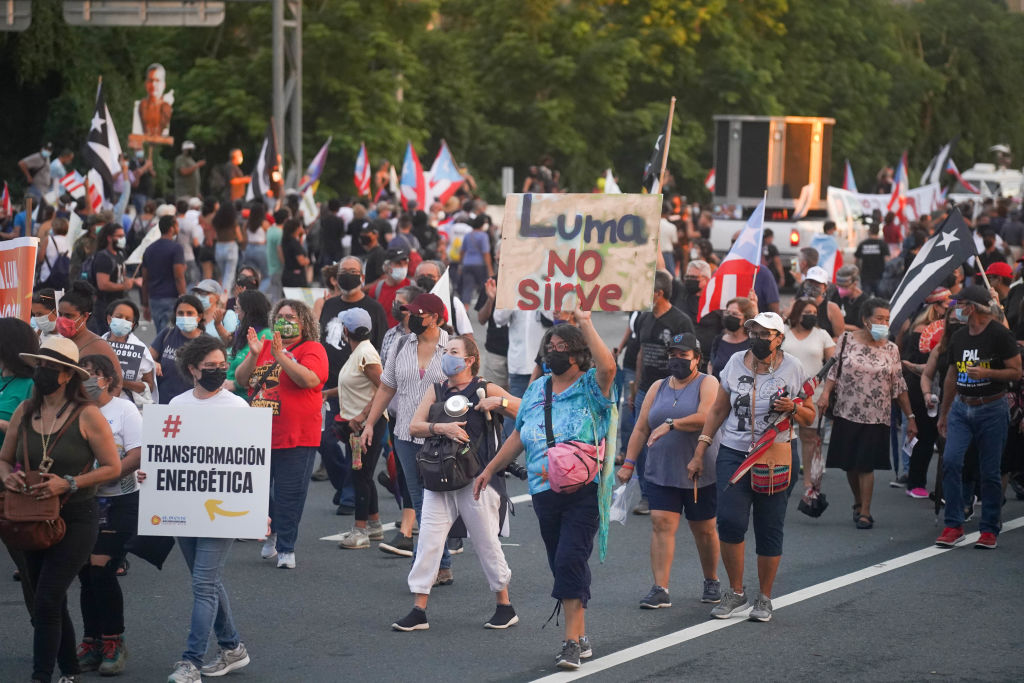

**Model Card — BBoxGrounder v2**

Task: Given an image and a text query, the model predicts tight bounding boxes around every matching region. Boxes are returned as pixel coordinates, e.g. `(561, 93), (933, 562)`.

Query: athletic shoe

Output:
(338, 527), (370, 549)
(392, 607), (429, 631)
(99, 634), (127, 675)
(77, 638), (102, 672)
(201, 643), (250, 677)
(379, 531), (414, 557)
(701, 578), (722, 604)
(935, 526), (965, 548)
(336, 504), (355, 516)
(483, 604), (519, 629)
(277, 552), (296, 569)
(975, 532), (998, 549)
(366, 519), (384, 541)
(579, 635), (593, 659)
(447, 538), (464, 554)
(433, 568), (454, 586)
(167, 660), (202, 683)
(748, 593), (773, 622)
(639, 585), (671, 609)
(393, 520), (420, 535)
(632, 497), (650, 515)
(906, 487), (929, 499)
(710, 589), (748, 619)
(310, 464), (329, 481)
(555, 640), (581, 670)
(888, 474), (908, 488)
(260, 533), (277, 560)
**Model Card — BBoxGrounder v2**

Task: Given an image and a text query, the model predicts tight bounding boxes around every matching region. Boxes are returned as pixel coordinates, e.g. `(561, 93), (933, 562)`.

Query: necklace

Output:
(669, 375), (693, 406)
(36, 400), (71, 472)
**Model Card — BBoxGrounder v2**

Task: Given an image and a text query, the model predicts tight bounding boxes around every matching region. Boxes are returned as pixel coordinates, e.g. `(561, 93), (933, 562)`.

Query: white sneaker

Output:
(277, 551), (295, 569)
(167, 660), (202, 682)
(261, 533), (277, 559)
(201, 642), (250, 677)
(338, 527), (370, 549)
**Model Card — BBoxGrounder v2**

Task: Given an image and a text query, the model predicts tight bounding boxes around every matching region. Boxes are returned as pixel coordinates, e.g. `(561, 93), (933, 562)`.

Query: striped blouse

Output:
(381, 329), (450, 443)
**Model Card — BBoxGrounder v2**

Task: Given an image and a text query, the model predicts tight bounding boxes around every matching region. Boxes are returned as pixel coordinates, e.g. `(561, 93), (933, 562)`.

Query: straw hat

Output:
(19, 336), (90, 379)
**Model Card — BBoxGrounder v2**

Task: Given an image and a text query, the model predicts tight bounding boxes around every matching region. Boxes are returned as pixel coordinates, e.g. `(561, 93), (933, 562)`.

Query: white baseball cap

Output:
(805, 266), (830, 284)
(744, 311), (786, 335)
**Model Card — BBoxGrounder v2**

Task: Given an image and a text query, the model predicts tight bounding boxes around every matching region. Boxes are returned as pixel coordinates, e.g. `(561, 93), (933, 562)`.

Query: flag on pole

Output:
(642, 115), (670, 194)
(888, 208), (974, 331)
(792, 183), (816, 220)
(920, 137), (958, 187)
(389, 164), (400, 198)
(945, 159), (979, 194)
(810, 231), (843, 281)
(400, 142), (427, 211)
(245, 125), (277, 202)
(300, 186), (319, 226)
(298, 137), (331, 193)
(842, 160), (857, 192)
(83, 80), (122, 195)
(354, 142), (371, 196)
(1, 182), (10, 216)
(603, 169), (621, 194)
(697, 198), (766, 321)
(427, 140), (465, 206)
(60, 171), (86, 199)
(86, 170), (104, 212)
(704, 169), (716, 193)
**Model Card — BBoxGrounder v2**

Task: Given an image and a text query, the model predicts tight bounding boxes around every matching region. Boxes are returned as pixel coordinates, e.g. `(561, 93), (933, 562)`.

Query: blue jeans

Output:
(150, 296), (177, 335)
(177, 537), (239, 668)
(215, 242), (239, 293)
(941, 396), (1009, 534)
(242, 243), (269, 284)
(320, 399), (355, 508)
(269, 446), (317, 553)
(617, 368), (636, 456)
(716, 444), (788, 556)
(506, 373), (533, 439)
(393, 438), (450, 570)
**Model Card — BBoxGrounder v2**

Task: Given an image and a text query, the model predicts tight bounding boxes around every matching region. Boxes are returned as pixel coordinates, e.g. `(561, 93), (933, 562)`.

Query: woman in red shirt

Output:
(235, 299), (328, 569)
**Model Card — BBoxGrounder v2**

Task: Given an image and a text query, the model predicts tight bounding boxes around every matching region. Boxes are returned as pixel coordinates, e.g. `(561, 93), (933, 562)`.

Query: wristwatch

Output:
(501, 397), (509, 409)
(63, 475), (78, 493)
(665, 418), (674, 430)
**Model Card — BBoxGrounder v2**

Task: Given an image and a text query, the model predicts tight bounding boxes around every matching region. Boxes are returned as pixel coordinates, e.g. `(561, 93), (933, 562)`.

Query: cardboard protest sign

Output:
(107, 339), (145, 381)
(282, 287), (328, 308)
(138, 404), (272, 538)
(495, 193), (658, 312)
(0, 237), (39, 321)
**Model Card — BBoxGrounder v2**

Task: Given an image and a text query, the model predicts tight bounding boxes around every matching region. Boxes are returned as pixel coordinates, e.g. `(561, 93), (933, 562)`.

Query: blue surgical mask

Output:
(222, 309), (239, 334)
(196, 296), (213, 311)
(41, 149), (51, 160)
(108, 317), (133, 338)
(870, 323), (889, 341)
(390, 266), (408, 282)
(441, 354), (467, 377)
(32, 315), (56, 334)
(176, 316), (198, 333)
(953, 306), (969, 323)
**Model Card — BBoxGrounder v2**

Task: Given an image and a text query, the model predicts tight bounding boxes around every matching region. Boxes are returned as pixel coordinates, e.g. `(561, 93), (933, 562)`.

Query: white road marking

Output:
(532, 515), (1024, 681)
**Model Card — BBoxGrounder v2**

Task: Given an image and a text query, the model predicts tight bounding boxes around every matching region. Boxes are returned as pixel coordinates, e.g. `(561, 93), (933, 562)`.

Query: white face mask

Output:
(390, 266), (408, 282)
(115, 236), (127, 250)
(32, 315), (56, 334)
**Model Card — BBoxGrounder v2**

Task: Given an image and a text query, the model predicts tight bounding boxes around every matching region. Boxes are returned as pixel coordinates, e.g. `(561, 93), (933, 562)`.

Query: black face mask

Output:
(545, 351), (572, 376)
(683, 279), (701, 295)
(723, 315), (741, 332)
(359, 235), (373, 246)
(33, 366), (63, 395)
(751, 337), (774, 360)
(415, 276), (437, 291)
(800, 314), (817, 330)
(392, 302), (405, 322)
(667, 357), (694, 380)
(408, 315), (428, 335)
(337, 273), (362, 291)
(198, 368), (227, 392)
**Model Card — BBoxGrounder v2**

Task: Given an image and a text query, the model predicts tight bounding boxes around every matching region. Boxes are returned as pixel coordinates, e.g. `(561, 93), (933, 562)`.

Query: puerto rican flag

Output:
(60, 170), (86, 199)
(697, 198), (765, 321)
(353, 142), (371, 196)
(428, 140), (464, 206)
(704, 169), (716, 193)
(945, 159), (979, 194)
(298, 136), (331, 193)
(842, 159), (857, 192)
(810, 232), (843, 281)
(86, 169), (104, 212)
(400, 142), (426, 211)
(1, 182), (10, 216)
(887, 151), (908, 219)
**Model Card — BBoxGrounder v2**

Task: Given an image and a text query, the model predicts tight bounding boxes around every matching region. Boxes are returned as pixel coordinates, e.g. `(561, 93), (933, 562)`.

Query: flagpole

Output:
(657, 97), (676, 194)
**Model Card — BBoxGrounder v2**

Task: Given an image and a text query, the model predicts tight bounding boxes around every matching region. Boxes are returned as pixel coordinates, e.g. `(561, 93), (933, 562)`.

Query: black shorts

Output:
(646, 481), (717, 521)
(93, 491), (139, 559)
(197, 245), (215, 263)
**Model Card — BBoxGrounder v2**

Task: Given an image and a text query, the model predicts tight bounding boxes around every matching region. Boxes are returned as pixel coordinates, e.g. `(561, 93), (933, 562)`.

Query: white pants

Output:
(407, 485), (511, 595)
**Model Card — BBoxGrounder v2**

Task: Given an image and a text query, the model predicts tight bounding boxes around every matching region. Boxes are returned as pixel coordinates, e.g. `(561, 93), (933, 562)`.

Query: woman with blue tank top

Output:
(618, 332), (722, 610)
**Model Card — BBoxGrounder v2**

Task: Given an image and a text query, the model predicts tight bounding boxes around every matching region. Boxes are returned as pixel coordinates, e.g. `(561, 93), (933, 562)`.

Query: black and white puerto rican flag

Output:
(82, 81), (123, 195)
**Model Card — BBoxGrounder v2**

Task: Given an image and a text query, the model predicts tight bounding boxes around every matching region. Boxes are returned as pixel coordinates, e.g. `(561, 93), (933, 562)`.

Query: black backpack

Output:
(415, 380), (486, 492)
(41, 248), (70, 290)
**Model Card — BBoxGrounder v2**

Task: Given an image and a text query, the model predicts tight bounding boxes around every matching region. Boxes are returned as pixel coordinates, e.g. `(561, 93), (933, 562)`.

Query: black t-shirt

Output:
(90, 249), (125, 317)
(318, 295), (389, 391)
(1004, 283), (1023, 332)
(637, 306), (695, 391)
(840, 292), (869, 329)
(854, 238), (887, 283)
(319, 214), (346, 263)
(363, 245), (386, 284)
(681, 292), (720, 371)
(622, 311), (642, 372)
(762, 242), (780, 268)
(281, 237), (308, 286)
(347, 217), (369, 256)
(474, 290), (509, 356)
(947, 320), (1019, 397)
(129, 159), (153, 196)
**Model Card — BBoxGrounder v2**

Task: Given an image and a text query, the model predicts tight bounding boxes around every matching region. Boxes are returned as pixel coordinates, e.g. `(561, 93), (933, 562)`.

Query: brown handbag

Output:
(0, 407), (88, 551)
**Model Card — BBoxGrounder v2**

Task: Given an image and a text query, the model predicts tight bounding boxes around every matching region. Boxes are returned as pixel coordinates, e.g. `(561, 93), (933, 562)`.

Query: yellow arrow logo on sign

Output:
(204, 499), (249, 521)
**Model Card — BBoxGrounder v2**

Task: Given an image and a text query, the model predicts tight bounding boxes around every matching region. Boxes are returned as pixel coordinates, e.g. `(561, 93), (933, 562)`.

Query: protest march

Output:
(2, 2), (1024, 682)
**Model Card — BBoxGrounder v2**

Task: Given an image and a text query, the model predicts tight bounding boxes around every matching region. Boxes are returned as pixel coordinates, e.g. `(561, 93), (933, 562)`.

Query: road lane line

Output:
(533, 515), (1024, 681)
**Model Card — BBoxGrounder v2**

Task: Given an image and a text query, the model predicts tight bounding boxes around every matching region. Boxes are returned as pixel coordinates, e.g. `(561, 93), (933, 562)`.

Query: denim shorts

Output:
(647, 482), (717, 521)
(715, 444), (788, 557)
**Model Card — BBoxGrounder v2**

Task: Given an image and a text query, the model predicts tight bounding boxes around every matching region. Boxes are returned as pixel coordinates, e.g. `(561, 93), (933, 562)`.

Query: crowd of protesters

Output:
(1, 142), (1023, 680)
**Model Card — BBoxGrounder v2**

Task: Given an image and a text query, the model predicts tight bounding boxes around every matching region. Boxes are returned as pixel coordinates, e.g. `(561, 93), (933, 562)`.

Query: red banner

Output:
(0, 237), (39, 321)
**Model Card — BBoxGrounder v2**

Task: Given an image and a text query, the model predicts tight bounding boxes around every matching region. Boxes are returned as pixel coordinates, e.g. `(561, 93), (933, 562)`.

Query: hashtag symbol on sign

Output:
(162, 414), (183, 439)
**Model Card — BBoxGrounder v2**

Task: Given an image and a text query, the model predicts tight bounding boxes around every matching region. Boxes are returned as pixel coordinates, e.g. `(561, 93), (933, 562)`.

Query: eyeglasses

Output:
(545, 342), (570, 353)
(748, 332), (777, 341)
(276, 314), (299, 322)
(199, 363), (229, 371)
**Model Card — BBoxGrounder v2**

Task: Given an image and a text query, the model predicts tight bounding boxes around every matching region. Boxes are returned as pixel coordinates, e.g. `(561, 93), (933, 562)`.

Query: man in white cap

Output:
(798, 266), (845, 341)
(174, 140), (205, 199)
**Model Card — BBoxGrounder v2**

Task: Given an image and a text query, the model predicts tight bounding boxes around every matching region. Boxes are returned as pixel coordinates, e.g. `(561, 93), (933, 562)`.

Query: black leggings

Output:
(336, 416), (387, 521)
(78, 493), (138, 638)
(24, 498), (98, 682)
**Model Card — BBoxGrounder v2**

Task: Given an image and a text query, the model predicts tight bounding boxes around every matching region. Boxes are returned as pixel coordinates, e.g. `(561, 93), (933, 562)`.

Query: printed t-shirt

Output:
(947, 320), (1019, 398)
(248, 339), (328, 449)
(717, 351), (807, 451)
(95, 397), (143, 497)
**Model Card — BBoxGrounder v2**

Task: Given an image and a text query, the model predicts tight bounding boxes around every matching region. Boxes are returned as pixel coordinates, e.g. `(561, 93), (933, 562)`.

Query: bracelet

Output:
(623, 458), (636, 466)
(620, 461), (635, 469)
(906, 414), (915, 420)
(429, 423), (436, 435)
(697, 434), (713, 445)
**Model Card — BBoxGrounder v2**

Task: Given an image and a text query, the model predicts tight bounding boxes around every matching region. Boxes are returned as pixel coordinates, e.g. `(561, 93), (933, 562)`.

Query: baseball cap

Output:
(401, 293), (447, 322)
(338, 307), (372, 334)
(805, 266), (830, 284)
(667, 332), (701, 353)
(385, 248), (410, 263)
(835, 265), (859, 286)
(954, 285), (992, 308)
(182, 140), (196, 151)
(744, 311), (786, 335)
(193, 279), (224, 296)
(985, 261), (1013, 279)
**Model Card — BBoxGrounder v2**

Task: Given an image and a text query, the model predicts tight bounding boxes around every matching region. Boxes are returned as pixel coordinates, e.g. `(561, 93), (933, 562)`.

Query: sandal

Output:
(855, 514), (874, 529)
(851, 504), (861, 521)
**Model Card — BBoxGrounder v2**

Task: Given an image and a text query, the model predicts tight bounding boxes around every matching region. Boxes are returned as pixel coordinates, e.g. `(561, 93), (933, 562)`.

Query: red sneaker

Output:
(935, 526), (965, 548)
(974, 532), (998, 549)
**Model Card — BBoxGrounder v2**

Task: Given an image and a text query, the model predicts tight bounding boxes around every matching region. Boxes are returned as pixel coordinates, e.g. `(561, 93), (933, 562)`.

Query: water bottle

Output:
(926, 394), (938, 418)
(349, 433), (363, 470)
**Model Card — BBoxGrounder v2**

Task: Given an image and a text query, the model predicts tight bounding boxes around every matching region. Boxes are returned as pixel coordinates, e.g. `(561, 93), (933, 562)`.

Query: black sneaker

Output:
(447, 538), (464, 554)
(483, 604), (519, 629)
(555, 640), (581, 670)
(379, 531), (414, 557)
(391, 607), (429, 632)
(639, 585), (671, 609)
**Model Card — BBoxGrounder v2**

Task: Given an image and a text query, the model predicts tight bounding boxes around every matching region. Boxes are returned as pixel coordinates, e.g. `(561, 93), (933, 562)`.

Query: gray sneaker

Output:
(709, 588), (748, 619)
(337, 527), (370, 549)
(201, 643), (250, 677)
(701, 578), (722, 604)
(579, 635), (593, 659)
(748, 593), (773, 622)
(556, 640), (581, 670)
(366, 519), (384, 541)
(167, 660), (202, 683)
(639, 585), (671, 609)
